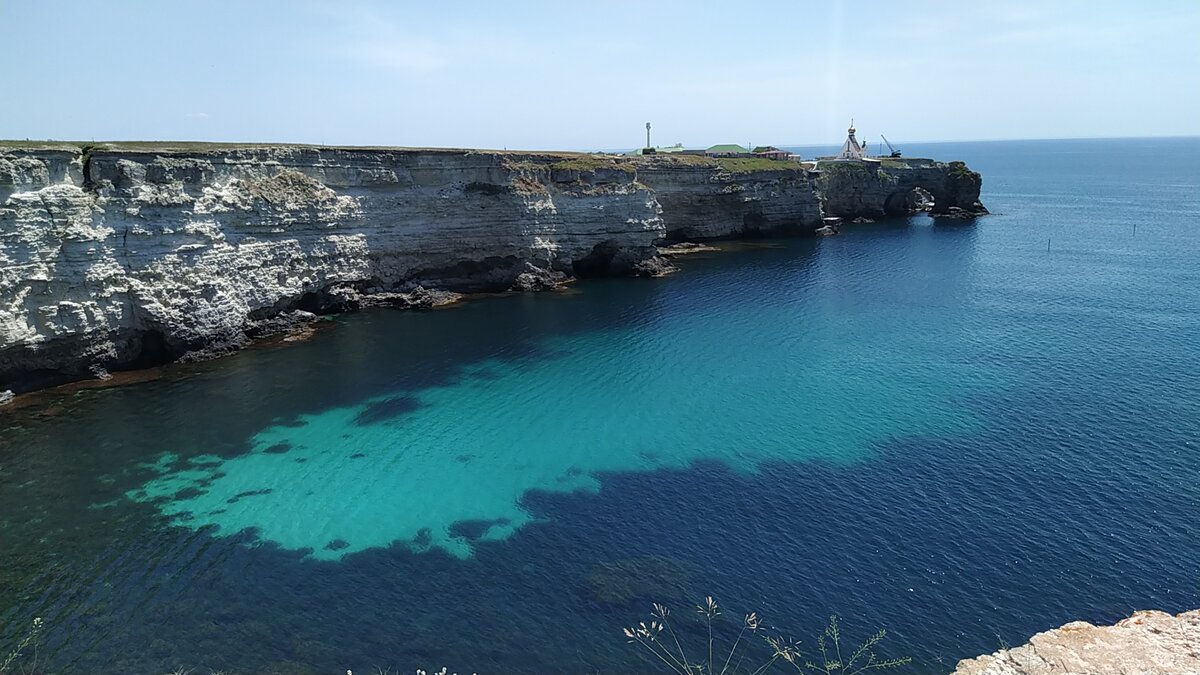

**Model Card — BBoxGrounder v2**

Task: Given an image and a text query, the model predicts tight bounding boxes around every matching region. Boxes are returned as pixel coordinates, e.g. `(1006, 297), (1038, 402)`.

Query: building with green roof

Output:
(704, 144), (751, 157)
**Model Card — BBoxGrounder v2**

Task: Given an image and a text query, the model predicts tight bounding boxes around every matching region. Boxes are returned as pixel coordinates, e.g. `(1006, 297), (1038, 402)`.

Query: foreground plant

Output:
(623, 598), (910, 674)
(0, 617), (43, 674)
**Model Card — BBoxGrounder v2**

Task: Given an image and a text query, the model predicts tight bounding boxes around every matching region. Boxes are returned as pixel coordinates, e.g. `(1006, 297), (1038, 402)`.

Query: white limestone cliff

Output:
(1, 144), (826, 392)
(953, 609), (1200, 675)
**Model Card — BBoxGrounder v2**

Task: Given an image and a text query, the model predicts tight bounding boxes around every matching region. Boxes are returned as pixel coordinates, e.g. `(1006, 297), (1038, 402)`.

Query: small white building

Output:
(837, 121), (867, 160)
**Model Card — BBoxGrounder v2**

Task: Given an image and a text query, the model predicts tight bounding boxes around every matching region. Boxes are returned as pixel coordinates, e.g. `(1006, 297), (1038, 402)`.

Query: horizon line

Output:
(3, 134), (1197, 154)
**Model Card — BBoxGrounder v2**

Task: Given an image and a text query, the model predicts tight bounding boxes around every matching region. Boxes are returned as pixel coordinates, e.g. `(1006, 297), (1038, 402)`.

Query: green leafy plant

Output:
(623, 598), (910, 674)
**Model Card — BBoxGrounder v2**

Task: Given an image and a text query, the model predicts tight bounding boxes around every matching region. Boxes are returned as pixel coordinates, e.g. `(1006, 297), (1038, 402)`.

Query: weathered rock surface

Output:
(510, 262), (570, 291)
(0, 145), (666, 391)
(0, 143), (983, 393)
(636, 157), (824, 240)
(631, 255), (678, 278)
(817, 158), (987, 219)
(953, 609), (1200, 675)
(657, 241), (720, 256)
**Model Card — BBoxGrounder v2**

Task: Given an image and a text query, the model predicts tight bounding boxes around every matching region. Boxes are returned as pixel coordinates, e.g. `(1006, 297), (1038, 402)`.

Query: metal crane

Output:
(881, 135), (901, 158)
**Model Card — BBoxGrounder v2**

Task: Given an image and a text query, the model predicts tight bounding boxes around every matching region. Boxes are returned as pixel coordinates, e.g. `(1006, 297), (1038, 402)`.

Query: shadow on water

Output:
(4, 381), (1197, 673)
(2, 265), (683, 467)
(0, 239), (817, 650)
(0, 224), (1018, 673)
(352, 395), (425, 426)
(9, 135), (1200, 672)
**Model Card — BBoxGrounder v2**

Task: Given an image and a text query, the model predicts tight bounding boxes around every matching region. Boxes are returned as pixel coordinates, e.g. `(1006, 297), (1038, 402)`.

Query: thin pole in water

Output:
(1047, 238), (1051, 252)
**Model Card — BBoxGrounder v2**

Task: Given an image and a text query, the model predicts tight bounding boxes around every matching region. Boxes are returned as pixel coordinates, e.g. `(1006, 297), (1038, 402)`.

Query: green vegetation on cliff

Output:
(547, 156), (634, 173)
(715, 157), (805, 174)
(816, 161), (878, 178)
(947, 160), (981, 182)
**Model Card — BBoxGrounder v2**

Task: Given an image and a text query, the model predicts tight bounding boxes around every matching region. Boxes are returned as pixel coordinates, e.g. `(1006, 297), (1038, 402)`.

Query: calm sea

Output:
(1, 138), (1198, 674)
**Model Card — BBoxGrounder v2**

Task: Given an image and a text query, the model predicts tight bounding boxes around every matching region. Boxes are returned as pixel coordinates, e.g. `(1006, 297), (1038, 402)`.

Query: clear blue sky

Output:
(2, 1), (1197, 150)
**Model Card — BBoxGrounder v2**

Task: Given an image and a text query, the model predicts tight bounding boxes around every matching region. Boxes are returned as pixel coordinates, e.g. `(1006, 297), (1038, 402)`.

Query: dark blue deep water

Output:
(2, 138), (1199, 673)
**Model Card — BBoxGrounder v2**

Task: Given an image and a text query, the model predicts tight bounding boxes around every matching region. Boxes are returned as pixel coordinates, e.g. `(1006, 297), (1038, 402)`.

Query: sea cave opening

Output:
(884, 187), (936, 216)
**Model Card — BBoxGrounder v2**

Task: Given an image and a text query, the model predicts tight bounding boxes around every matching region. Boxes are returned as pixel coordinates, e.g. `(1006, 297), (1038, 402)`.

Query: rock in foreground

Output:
(953, 609), (1200, 675)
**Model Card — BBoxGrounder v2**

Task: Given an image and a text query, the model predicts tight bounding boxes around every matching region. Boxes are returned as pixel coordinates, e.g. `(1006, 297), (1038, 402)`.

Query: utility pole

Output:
(646, 122), (652, 149)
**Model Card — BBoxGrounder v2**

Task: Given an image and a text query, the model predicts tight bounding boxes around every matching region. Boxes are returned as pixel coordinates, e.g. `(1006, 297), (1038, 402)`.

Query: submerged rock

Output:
(398, 286), (463, 309)
(585, 555), (694, 606)
(816, 216), (842, 236)
(934, 203), (991, 219)
(510, 262), (569, 292)
(245, 310), (319, 339)
(953, 609), (1200, 675)
(633, 255), (678, 278)
(657, 241), (720, 256)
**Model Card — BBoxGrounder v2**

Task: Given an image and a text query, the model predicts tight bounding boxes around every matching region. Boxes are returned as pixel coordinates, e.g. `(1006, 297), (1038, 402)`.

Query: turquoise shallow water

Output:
(131, 241), (987, 560)
(1, 138), (1199, 673)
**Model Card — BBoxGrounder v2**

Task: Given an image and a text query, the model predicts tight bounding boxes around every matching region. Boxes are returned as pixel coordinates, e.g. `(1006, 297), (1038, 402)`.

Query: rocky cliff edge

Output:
(953, 609), (1200, 675)
(0, 143), (982, 394)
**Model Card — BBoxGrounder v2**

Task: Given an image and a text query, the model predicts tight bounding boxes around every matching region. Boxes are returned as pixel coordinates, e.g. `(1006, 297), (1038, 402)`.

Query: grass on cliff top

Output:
(0, 140), (88, 151)
(715, 157), (805, 173)
(0, 139), (614, 157)
(510, 152), (804, 175)
(627, 154), (804, 172)
(947, 160), (981, 180)
(0, 139), (310, 152)
(815, 160), (879, 175)
(635, 153), (717, 167)
(881, 157), (939, 169)
(548, 156), (635, 173)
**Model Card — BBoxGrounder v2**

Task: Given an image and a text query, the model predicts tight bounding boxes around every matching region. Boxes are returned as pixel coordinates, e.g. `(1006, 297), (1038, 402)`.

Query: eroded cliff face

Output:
(818, 158), (987, 219)
(952, 609), (1200, 675)
(0, 145), (673, 391)
(0, 144), (982, 394)
(636, 157), (823, 240)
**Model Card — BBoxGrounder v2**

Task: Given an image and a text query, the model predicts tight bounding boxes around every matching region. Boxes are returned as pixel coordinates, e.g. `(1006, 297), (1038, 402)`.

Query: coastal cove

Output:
(1, 138), (1199, 673)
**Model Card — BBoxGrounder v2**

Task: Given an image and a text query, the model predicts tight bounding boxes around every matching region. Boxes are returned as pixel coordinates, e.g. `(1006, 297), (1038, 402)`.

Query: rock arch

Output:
(816, 159), (987, 220)
(883, 186), (936, 216)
